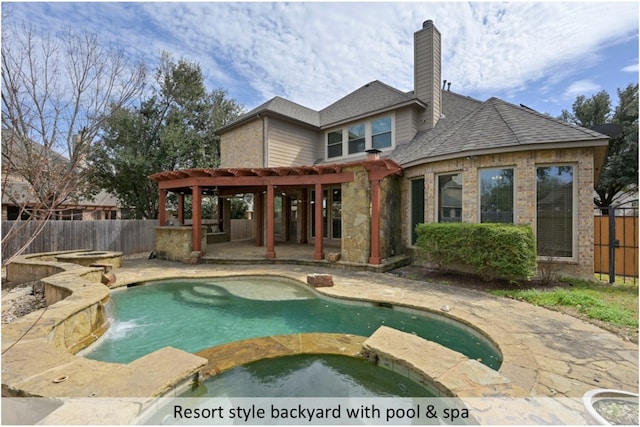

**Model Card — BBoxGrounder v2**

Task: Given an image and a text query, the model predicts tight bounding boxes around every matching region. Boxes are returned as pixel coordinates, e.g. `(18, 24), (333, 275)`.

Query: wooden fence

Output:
(1, 218), (256, 262)
(1, 220), (157, 261)
(594, 216), (639, 277)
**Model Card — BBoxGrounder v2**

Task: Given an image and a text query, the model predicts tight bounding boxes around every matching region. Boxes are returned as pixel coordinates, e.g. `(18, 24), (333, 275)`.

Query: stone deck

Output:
(1, 256), (638, 424)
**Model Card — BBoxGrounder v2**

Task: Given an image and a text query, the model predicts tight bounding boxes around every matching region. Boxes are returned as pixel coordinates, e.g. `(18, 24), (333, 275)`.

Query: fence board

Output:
(230, 219), (254, 240)
(1, 220), (157, 261)
(594, 216), (639, 277)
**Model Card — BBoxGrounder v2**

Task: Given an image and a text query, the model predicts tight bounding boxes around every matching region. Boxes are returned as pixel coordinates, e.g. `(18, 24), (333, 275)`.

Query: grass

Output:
(490, 278), (639, 333)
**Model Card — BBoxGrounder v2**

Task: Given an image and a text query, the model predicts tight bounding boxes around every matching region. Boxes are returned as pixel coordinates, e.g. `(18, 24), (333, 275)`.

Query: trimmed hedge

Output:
(415, 223), (537, 282)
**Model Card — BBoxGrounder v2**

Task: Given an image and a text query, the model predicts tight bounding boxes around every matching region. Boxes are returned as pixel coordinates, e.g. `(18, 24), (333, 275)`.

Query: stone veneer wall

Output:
(341, 166), (371, 263)
(154, 226), (207, 261)
(401, 147), (596, 279)
(220, 119), (263, 168)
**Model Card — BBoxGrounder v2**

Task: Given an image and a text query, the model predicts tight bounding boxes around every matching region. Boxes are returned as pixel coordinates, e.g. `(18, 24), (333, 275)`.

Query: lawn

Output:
(490, 278), (639, 342)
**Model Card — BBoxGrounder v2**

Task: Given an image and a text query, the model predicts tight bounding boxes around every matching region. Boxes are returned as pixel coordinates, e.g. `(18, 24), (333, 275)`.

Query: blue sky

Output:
(3, 1), (639, 118)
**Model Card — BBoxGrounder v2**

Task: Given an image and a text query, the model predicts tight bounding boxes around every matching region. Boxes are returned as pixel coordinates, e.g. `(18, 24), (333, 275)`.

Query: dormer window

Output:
(325, 114), (394, 160)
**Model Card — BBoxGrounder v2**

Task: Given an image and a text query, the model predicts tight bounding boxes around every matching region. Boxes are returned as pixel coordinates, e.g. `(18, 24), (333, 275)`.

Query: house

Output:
(1, 133), (125, 221)
(150, 20), (608, 279)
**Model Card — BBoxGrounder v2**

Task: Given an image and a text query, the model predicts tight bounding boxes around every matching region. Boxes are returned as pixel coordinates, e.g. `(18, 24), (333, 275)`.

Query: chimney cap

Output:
(423, 19), (434, 29)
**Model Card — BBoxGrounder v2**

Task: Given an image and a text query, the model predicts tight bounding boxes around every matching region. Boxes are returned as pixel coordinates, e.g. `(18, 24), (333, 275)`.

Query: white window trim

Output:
(324, 113), (395, 160)
(477, 166), (516, 224)
(534, 163), (578, 261)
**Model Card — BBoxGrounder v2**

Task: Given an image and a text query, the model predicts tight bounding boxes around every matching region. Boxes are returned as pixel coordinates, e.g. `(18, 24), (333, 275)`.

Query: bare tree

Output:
(1, 19), (146, 264)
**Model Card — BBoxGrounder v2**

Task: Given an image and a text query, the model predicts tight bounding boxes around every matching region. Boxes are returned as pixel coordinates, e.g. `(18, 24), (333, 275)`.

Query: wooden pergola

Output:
(148, 158), (402, 264)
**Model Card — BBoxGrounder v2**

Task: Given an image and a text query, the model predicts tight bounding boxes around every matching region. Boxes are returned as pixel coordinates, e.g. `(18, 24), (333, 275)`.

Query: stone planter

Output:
(583, 389), (639, 425)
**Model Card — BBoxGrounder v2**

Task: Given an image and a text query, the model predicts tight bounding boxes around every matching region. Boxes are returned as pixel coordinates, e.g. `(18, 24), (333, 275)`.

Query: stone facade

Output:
(340, 166), (371, 263)
(220, 119), (263, 168)
(402, 147), (596, 279)
(154, 226), (208, 261)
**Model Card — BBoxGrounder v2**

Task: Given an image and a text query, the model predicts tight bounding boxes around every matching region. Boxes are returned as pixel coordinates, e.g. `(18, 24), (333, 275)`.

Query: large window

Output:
(438, 173), (462, 222)
(326, 115), (393, 159)
(480, 168), (514, 223)
(536, 165), (574, 257)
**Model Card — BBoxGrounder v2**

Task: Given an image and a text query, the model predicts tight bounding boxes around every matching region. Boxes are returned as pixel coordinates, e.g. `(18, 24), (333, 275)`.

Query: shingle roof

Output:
(319, 81), (417, 127)
(393, 96), (608, 165)
(216, 96), (320, 132)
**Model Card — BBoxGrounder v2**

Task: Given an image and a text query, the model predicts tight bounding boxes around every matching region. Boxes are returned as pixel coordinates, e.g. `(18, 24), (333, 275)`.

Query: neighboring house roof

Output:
(1, 181), (120, 208)
(393, 97), (609, 167)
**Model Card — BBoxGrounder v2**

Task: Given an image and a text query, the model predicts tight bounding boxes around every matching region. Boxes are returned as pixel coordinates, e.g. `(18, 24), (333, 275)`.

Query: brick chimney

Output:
(414, 19), (442, 130)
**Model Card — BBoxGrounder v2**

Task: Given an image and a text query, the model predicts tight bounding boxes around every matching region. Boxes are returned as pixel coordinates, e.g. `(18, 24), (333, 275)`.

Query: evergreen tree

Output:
(89, 53), (243, 218)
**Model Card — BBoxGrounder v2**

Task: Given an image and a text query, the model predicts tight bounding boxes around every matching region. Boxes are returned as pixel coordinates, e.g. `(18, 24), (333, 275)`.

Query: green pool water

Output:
(84, 277), (501, 369)
(185, 354), (436, 397)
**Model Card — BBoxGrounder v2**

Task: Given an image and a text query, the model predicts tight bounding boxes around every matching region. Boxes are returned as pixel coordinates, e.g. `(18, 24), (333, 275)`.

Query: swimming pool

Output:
(84, 276), (501, 369)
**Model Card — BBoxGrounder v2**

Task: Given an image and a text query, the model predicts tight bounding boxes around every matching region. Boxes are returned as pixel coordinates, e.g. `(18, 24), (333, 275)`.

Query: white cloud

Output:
(562, 80), (602, 99)
(622, 63), (639, 73)
(5, 1), (638, 115)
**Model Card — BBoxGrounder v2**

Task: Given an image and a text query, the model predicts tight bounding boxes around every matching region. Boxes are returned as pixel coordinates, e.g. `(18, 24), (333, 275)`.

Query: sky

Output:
(3, 1), (639, 118)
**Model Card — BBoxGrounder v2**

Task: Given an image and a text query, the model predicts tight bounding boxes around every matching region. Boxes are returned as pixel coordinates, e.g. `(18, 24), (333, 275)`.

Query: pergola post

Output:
(266, 184), (276, 258)
(192, 186), (202, 252)
(158, 189), (167, 226)
(254, 192), (263, 246)
(369, 179), (382, 264)
(299, 188), (308, 244)
(313, 182), (324, 260)
(177, 193), (184, 224)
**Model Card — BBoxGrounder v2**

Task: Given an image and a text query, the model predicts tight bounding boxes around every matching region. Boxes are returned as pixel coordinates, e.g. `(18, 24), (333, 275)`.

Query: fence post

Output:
(608, 206), (617, 283)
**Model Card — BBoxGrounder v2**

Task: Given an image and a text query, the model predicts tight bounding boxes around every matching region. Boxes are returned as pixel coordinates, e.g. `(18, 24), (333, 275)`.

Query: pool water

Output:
(184, 354), (436, 397)
(85, 277), (501, 369)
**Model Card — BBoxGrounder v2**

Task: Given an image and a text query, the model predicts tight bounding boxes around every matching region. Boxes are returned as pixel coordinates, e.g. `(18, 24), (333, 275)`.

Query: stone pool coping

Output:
(2, 256), (638, 424)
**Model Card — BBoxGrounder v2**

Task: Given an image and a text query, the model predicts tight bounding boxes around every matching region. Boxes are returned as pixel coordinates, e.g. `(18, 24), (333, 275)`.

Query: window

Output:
(438, 173), (462, 222)
(480, 168), (514, 223)
(325, 115), (394, 159)
(410, 178), (425, 244)
(536, 165), (574, 257)
(372, 117), (392, 149)
(348, 123), (366, 154)
(327, 131), (343, 158)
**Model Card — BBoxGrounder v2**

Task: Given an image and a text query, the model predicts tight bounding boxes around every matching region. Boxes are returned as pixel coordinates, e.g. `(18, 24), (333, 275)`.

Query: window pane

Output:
(327, 131), (342, 158)
(348, 124), (365, 154)
(372, 117), (391, 134)
(480, 168), (514, 223)
(536, 166), (573, 257)
(372, 133), (391, 149)
(438, 173), (462, 222)
(372, 117), (392, 149)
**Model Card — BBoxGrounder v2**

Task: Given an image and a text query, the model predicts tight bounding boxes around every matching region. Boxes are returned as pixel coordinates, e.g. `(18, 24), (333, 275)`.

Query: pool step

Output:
(175, 288), (231, 307)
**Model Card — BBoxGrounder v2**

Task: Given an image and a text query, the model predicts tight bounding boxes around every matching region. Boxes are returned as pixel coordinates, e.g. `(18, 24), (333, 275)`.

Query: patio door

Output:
(310, 186), (341, 240)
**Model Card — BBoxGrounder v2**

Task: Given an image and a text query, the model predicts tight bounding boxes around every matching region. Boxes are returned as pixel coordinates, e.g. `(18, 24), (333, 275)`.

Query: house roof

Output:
(319, 80), (422, 127)
(393, 96), (609, 166)
(216, 96), (320, 132)
(217, 80), (425, 133)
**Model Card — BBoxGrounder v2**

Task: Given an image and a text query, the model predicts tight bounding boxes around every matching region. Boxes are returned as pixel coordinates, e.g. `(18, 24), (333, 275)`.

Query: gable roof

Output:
(393, 96), (609, 166)
(319, 80), (422, 127)
(216, 96), (320, 133)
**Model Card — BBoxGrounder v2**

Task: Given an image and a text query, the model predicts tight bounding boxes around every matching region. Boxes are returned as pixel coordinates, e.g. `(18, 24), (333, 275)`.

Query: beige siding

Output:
(266, 117), (320, 167)
(220, 119), (263, 168)
(395, 107), (418, 145)
(414, 23), (441, 130)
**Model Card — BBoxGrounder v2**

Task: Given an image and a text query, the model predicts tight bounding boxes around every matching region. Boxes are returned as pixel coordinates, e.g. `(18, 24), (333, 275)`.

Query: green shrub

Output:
(415, 223), (537, 282)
